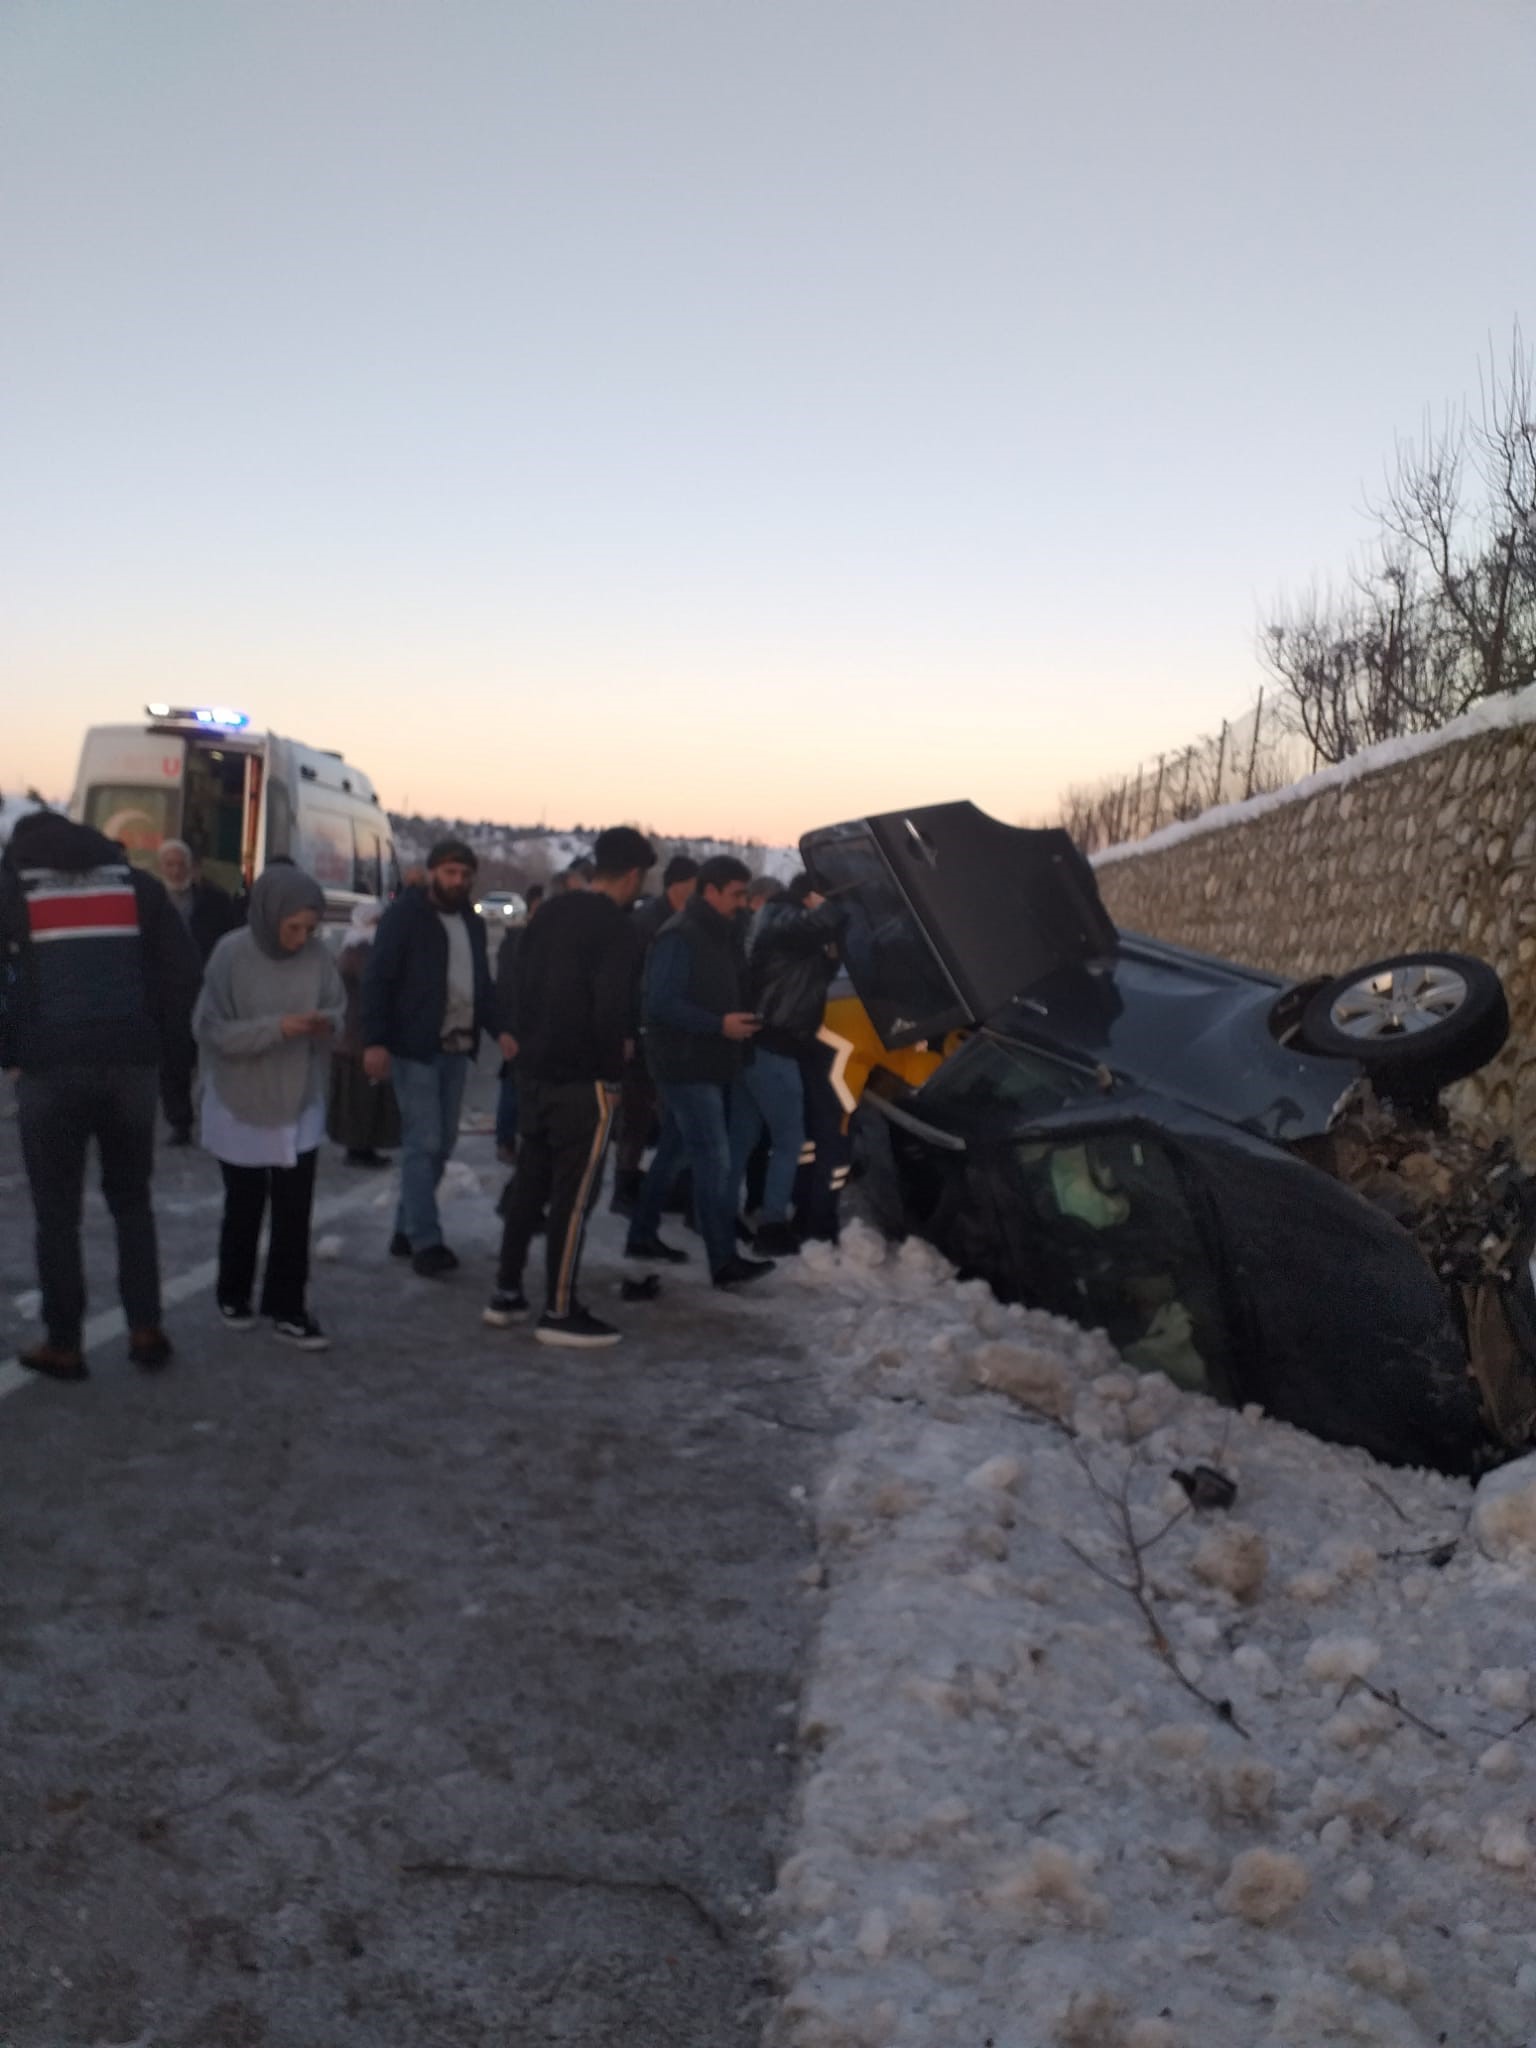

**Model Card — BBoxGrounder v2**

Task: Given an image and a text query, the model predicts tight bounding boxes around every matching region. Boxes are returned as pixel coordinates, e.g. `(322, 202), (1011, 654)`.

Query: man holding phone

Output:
(626, 855), (774, 1288)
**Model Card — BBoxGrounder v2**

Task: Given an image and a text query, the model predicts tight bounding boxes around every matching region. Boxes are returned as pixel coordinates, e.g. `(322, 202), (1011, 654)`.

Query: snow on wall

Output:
(768, 1224), (1536, 2048)
(1093, 681), (1536, 871)
(1089, 696), (1536, 1160)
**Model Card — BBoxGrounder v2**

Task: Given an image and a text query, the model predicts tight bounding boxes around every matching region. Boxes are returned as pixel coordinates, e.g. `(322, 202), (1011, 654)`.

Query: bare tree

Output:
(1263, 330), (1536, 761)
(1260, 551), (1457, 764)
(1374, 330), (1536, 709)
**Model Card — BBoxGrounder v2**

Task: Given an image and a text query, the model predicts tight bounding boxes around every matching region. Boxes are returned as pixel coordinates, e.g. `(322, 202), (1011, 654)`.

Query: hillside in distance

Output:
(387, 813), (799, 892)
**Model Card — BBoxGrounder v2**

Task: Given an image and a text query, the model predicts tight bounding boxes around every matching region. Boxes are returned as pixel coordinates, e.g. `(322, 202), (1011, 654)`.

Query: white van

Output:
(69, 705), (399, 919)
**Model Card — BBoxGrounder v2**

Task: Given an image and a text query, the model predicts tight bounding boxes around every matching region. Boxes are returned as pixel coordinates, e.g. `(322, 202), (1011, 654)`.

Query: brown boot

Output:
(128, 1327), (174, 1371)
(19, 1343), (88, 1382)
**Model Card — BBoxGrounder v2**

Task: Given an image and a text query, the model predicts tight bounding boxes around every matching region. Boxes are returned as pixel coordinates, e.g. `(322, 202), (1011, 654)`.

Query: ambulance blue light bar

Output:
(145, 703), (251, 730)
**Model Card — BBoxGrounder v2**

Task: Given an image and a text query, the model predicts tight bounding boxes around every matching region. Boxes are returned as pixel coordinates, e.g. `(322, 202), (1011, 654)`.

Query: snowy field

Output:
(767, 1224), (1536, 2048)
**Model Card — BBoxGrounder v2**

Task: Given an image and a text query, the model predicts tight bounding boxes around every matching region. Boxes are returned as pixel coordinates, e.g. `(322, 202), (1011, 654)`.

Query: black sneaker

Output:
(752, 1220), (800, 1258)
(535, 1306), (621, 1349)
(272, 1314), (331, 1352)
(128, 1326), (174, 1370)
(412, 1244), (459, 1278)
(389, 1231), (413, 1259)
(623, 1232), (689, 1265)
(218, 1300), (258, 1332)
(482, 1289), (530, 1328)
(712, 1254), (776, 1289)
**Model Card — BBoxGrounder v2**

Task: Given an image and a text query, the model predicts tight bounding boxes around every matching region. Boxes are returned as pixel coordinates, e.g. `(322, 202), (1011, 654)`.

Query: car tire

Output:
(1298, 951), (1509, 1089)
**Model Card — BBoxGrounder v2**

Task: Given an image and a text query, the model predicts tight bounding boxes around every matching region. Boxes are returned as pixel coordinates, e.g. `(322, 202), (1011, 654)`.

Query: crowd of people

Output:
(0, 811), (850, 1374)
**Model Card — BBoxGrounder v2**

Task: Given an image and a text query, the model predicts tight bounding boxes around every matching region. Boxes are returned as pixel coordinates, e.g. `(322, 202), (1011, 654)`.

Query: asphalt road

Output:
(0, 1064), (832, 2047)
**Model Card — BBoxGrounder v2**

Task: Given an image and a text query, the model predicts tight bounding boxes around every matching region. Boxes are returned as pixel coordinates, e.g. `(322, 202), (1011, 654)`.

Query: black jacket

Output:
(641, 896), (744, 1087)
(0, 814), (201, 1073)
(505, 890), (638, 1085)
(361, 885), (495, 1062)
(746, 896), (843, 1053)
(174, 879), (241, 963)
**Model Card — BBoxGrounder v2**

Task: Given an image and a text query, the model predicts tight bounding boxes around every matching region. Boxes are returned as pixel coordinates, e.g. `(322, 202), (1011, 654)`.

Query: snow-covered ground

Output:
(767, 1223), (1536, 2048)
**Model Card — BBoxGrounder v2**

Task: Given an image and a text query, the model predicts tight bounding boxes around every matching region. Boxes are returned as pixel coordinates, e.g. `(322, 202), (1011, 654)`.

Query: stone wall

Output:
(1092, 711), (1536, 1156)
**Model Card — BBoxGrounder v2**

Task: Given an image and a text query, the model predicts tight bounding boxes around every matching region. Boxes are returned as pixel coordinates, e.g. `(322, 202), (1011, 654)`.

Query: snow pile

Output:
(768, 1223), (1536, 2048)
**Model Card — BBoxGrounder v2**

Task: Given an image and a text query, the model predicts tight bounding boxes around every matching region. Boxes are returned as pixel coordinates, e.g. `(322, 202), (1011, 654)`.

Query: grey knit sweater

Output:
(193, 928), (346, 1128)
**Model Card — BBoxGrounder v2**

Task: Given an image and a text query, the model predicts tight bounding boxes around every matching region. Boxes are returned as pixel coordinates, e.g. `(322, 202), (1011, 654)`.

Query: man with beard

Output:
(626, 855), (775, 1289)
(362, 838), (505, 1275)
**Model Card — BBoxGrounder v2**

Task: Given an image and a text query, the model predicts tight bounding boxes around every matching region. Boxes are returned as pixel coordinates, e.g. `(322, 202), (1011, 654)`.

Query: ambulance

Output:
(68, 705), (399, 920)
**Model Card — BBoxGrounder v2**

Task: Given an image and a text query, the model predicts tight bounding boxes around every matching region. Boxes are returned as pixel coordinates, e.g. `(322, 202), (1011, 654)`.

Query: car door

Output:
(800, 802), (1116, 1049)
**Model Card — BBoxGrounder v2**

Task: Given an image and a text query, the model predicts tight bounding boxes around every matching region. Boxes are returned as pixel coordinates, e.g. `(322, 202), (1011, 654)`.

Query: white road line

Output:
(0, 1181), (389, 1404)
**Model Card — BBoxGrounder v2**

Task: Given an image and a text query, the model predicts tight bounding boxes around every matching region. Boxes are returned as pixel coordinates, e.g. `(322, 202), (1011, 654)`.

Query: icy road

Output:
(8, 1065), (1536, 2048)
(0, 1070), (829, 2047)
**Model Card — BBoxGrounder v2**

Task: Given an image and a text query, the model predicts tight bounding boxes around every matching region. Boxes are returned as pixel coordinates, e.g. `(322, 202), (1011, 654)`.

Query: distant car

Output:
(802, 801), (1534, 1474)
(474, 890), (527, 923)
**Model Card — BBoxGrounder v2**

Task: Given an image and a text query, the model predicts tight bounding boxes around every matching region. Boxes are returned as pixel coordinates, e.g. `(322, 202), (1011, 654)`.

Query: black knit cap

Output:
(427, 837), (478, 870)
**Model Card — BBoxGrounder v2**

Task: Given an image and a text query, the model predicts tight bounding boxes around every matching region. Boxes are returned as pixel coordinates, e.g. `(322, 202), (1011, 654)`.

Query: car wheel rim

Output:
(1328, 963), (1469, 1040)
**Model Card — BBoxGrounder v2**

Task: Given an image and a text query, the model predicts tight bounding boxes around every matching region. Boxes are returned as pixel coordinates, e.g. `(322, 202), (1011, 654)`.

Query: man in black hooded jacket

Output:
(0, 811), (201, 1379)
(727, 873), (845, 1253)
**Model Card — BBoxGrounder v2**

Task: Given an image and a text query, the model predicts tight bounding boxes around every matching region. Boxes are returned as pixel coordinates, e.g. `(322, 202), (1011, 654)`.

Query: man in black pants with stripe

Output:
(483, 826), (654, 1348)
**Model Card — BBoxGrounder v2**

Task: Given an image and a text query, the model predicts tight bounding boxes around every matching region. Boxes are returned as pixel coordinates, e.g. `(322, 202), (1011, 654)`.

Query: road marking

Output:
(0, 1181), (389, 1405)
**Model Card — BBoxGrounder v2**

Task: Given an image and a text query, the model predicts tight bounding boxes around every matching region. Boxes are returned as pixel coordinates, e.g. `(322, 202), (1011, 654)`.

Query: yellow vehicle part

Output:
(820, 989), (964, 1112)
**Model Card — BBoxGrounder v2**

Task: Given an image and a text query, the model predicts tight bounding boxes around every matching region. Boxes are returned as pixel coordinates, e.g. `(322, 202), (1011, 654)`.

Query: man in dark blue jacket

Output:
(361, 839), (503, 1275)
(0, 811), (201, 1378)
(625, 856), (775, 1289)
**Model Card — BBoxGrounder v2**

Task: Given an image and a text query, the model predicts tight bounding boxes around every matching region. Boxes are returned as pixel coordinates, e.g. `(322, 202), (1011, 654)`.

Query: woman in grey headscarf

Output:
(194, 865), (345, 1350)
(327, 897), (402, 1166)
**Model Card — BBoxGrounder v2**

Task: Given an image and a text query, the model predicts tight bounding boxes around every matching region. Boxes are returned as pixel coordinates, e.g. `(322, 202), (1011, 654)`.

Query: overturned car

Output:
(802, 802), (1536, 1474)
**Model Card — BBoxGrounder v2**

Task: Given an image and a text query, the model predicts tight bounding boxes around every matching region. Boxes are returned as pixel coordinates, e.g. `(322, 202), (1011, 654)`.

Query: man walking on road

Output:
(0, 810), (201, 1378)
(484, 826), (655, 1348)
(362, 839), (504, 1276)
(626, 855), (775, 1290)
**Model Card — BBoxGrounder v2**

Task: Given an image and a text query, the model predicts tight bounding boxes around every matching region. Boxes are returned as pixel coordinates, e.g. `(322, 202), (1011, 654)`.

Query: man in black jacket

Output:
(610, 853), (697, 1214)
(727, 873), (845, 1255)
(362, 839), (503, 1276)
(155, 838), (239, 1143)
(484, 826), (654, 1347)
(626, 855), (774, 1288)
(0, 811), (201, 1378)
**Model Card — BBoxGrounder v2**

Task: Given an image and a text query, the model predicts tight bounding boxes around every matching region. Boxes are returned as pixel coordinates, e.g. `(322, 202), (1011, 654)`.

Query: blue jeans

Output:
(630, 1081), (735, 1274)
(727, 1048), (805, 1223)
(392, 1051), (471, 1250)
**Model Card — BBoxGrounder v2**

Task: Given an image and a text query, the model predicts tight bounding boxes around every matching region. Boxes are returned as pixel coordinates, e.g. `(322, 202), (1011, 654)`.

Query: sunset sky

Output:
(4, 0), (1532, 843)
